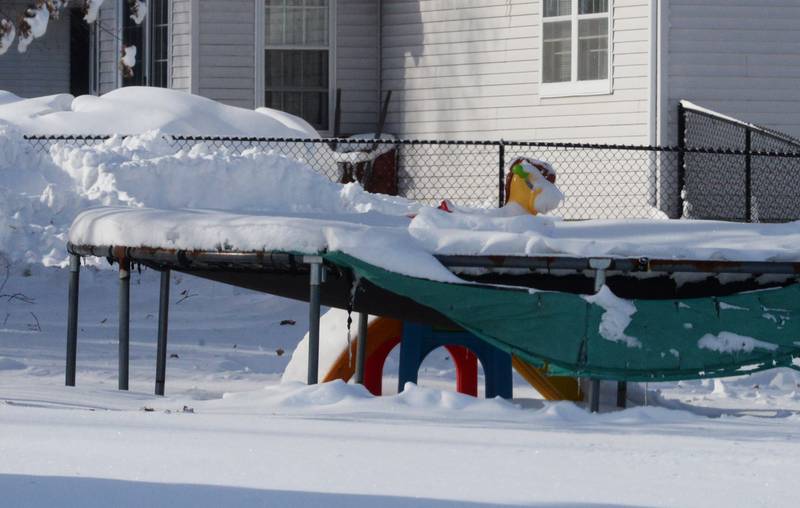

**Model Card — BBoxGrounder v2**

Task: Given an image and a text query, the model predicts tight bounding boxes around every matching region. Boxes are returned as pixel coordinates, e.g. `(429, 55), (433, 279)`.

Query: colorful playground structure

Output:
(320, 156), (578, 401)
(322, 316), (581, 401)
(62, 156), (800, 412)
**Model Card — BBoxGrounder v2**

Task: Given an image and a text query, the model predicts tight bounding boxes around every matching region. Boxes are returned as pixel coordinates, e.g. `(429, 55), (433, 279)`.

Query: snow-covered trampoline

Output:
(64, 206), (800, 401)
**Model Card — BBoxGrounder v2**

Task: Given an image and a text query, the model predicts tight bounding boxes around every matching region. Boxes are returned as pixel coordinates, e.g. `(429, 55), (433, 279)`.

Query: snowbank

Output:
(0, 125), (417, 267)
(282, 308), (382, 384)
(0, 87), (319, 138)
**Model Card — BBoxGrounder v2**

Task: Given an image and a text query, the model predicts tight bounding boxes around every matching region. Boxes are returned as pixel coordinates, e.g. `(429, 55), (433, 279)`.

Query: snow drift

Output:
(0, 87), (319, 138)
(0, 125), (414, 267)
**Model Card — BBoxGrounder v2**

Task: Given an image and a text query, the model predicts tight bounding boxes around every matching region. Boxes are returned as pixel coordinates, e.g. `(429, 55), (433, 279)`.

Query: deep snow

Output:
(2, 89), (800, 507)
(0, 87), (319, 137)
(1, 265), (799, 508)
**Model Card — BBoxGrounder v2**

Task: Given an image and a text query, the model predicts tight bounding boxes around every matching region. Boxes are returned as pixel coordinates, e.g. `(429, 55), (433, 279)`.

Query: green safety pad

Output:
(324, 251), (800, 382)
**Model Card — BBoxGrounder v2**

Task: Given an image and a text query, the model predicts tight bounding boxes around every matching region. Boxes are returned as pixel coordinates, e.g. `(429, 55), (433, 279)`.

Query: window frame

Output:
(116, 0), (172, 88)
(255, 0), (337, 135)
(539, 0), (613, 98)
(147, 0), (171, 89)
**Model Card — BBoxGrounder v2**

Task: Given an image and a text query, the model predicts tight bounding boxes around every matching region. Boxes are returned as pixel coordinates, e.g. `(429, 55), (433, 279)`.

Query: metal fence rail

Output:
(679, 102), (800, 222)
(23, 133), (800, 222)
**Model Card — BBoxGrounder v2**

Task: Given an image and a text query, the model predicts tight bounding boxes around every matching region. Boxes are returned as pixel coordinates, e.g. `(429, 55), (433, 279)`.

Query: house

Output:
(2, 0), (800, 145)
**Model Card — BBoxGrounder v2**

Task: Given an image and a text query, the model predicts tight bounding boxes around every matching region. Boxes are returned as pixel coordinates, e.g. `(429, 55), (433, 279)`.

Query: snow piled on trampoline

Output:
(0, 127), (326, 265)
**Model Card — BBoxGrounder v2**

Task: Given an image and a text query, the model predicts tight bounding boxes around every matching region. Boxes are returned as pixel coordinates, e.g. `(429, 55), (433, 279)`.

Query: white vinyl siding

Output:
(335, 0), (380, 134)
(381, 0), (651, 144)
(0, 1), (71, 97)
(96, 1), (120, 94)
(664, 0), (800, 144)
(198, 0), (256, 108)
(170, 0), (192, 92)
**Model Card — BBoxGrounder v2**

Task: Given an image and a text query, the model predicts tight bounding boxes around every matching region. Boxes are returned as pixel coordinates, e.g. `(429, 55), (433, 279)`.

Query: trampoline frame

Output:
(64, 242), (800, 408)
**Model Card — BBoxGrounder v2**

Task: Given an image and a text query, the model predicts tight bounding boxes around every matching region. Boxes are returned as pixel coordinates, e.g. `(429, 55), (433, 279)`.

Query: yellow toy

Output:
(504, 157), (561, 215)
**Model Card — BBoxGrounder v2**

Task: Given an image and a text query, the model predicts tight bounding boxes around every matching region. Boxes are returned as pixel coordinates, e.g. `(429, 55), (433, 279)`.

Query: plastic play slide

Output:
(321, 314), (580, 401)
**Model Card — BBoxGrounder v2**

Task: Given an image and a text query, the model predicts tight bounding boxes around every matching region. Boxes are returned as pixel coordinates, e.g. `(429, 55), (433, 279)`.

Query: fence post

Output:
(745, 128), (752, 222)
(65, 254), (80, 387)
(676, 102), (686, 219)
(498, 141), (505, 207)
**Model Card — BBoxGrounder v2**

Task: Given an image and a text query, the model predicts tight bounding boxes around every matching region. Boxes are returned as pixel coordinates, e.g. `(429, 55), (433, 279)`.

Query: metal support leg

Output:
(155, 269), (170, 396)
(118, 258), (131, 391)
(589, 379), (601, 413)
(355, 312), (368, 385)
(587, 258), (611, 413)
(305, 257), (323, 385)
(65, 254), (80, 387)
(617, 381), (627, 409)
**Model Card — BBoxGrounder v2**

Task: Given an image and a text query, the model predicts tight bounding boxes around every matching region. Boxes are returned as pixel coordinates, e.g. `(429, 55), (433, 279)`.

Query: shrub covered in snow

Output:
(0, 19), (15, 56)
(16, 2), (50, 54)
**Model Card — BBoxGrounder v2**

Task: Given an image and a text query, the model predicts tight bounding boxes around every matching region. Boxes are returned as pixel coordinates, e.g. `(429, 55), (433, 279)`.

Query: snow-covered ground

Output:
(2, 88), (800, 507)
(1, 265), (800, 508)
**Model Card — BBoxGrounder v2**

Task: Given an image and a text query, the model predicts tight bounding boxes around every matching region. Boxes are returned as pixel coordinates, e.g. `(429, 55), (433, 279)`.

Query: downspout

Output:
(657, 0), (669, 146)
(648, 0), (658, 146)
(646, 0), (659, 207)
(378, 0), (384, 128)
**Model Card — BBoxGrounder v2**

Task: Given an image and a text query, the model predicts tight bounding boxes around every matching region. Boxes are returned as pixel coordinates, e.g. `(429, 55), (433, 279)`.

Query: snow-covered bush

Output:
(17, 1), (50, 54)
(0, 19), (15, 56)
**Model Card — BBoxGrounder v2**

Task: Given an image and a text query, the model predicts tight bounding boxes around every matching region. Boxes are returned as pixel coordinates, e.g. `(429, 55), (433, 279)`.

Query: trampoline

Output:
(64, 242), (800, 402)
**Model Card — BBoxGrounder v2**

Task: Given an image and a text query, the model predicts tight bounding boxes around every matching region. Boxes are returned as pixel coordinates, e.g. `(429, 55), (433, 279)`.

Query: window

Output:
(121, 1), (145, 86)
(120, 0), (169, 88)
(149, 0), (169, 88)
(541, 0), (611, 97)
(263, 0), (333, 131)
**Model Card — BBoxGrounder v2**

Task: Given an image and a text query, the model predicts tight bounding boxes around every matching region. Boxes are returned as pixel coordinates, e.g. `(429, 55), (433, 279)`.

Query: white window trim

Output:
(539, 0), (613, 99)
(147, 0), (172, 88)
(89, 18), (100, 94)
(255, 0), (337, 135)
(117, 0), (151, 86)
(116, 0), (171, 88)
(116, 2), (122, 88)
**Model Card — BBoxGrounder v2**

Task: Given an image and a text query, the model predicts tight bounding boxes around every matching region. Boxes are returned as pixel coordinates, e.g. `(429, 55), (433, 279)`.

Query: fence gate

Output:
(679, 101), (800, 223)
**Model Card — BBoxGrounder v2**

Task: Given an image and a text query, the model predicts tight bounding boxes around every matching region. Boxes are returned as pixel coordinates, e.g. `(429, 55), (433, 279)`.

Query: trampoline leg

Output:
(118, 258), (130, 391)
(65, 254), (80, 387)
(617, 381), (627, 408)
(355, 312), (368, 385)
(305, 258), (323, 385)
(589, 379), (601, 413)
(587, 259), (611, 413)
(155, 269), (170, 396)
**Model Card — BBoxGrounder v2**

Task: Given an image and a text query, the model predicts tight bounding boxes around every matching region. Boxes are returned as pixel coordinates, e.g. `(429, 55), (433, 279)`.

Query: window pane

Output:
(304, 6), (328, 45)
(578, 18), (608, 81)
(266, 0), (329, 47)
(266, 91), (281, 110)
(266, 4), (285, 45)
(543, 0), (571, 17)
(303, 91), (328, 128)
(284, 50), (303, 86)
(266, 50), (283, 87)
(284, 91), (303, 117)
(579, 0), (608, 14)
(284, 6), (304, 44)
(266, 49), (329, 129)
(302, 50), (327, 88)
(543, 21), (571, 83)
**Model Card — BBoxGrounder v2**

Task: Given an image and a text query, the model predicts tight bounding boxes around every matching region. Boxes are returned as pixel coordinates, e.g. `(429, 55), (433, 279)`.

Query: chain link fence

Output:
(23, 130), (800, 222)
(679, 102), (800, 222)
